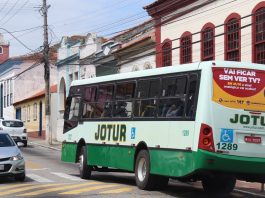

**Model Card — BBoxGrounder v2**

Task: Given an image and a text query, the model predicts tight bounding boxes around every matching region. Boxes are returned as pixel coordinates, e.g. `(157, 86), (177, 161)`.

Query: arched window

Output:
(252, 3), (265, 64)
(180, 32), (192, 64)
(201, 23), (215, 61)
(0, 47), (3, 54)
(161, 39), (172, 67)
(225, 13), (241, 61)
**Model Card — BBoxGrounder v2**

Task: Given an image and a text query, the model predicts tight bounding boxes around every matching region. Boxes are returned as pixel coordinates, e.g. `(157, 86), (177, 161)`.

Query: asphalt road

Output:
(0, 144), (258, 198)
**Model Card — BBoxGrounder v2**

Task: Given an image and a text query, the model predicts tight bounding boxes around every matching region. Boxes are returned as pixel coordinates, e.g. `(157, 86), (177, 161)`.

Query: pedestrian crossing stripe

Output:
(0, 183), (62, 196)
(59, 184), (119, 195)
(50, 172), (84, 181)
(26, 173), (54, 183)
(18, 182), (100, 196)
(100, 187), (132, 194)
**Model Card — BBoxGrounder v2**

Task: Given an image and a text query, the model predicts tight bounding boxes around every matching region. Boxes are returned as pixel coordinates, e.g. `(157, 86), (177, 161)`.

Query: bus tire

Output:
(135, 150), (156, 190)
(79, 146), (91, 179)
(202, 175), (236, 194)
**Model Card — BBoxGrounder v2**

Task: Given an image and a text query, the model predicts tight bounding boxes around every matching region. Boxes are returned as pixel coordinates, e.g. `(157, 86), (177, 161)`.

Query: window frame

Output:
(224, 13), (241, 62)
(180, 31), (192, 64)
(33, 103), (37, 121)
(161, 39), (172, 67)
(252, 3), (265, 64)
(201, 23), (215, 61)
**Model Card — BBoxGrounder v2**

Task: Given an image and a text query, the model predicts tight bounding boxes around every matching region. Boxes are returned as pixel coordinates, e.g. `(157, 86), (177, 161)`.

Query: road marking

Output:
(27, 173), (54, 183)
(101, 187), (132, 194)
(60, 184), (119, 195)
(18, 182), (100, 196)
(0, 184), (33, 191)
(0, 184), (60, 196)
(26, 161), (42, 169)
(50, 172), (83, 181)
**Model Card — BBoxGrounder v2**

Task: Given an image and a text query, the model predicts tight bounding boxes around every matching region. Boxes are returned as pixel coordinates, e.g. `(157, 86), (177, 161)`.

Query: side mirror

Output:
(17, 142), (24, 147)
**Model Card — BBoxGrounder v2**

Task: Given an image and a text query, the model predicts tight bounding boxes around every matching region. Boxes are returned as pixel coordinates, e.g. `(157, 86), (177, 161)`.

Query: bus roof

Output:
(71, 61), (265, 86)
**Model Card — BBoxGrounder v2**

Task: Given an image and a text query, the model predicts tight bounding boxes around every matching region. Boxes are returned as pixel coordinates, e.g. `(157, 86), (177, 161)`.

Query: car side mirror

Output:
(17, 142), (24, 147)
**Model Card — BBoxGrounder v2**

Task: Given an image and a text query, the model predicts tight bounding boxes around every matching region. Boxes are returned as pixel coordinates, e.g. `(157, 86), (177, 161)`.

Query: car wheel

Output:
(15, 172), (25, 182)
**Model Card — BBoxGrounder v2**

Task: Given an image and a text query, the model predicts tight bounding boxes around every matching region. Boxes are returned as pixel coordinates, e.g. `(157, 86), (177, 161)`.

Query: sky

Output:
(0, 0), (154, 57)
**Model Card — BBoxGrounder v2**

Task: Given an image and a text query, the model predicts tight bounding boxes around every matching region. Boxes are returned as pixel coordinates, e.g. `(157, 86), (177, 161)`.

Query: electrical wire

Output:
(0, 0), (20, 24)
(0, 0), (30, 27)
(0, 27), (35, 52)
(0, 0), (9, 13)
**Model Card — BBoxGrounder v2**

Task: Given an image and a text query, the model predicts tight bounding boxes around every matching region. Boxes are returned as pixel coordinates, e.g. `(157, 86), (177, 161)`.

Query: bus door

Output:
(212, 67), (265, 158)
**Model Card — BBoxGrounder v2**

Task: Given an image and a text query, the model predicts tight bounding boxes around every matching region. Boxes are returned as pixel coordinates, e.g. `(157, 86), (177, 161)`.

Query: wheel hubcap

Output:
(79, 155), (84, 172)
(137, 158), (147, 182)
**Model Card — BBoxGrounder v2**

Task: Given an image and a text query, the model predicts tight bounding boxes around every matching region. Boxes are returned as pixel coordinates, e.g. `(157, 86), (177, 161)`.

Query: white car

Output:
(0, 133), (25, 181)
(0, 118), (27, 147)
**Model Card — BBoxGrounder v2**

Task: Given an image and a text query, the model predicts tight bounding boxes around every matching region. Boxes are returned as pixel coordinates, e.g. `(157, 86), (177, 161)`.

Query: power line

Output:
(53, 0), (238, 52)
(0, 0), (9, 13)
(0, 27), (35, 52)
(0, 0), (20, 24)
(0, 26), (42, 35)
(0, 0), (30, 26)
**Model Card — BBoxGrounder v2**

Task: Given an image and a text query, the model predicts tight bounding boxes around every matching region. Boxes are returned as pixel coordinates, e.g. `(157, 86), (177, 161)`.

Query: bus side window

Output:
(134, 79), (159, 117)
(158, 76), (186, 118)
(82, 87), (97, 119)
(68, 97), (81, 121)
(97, 84), (114, 118)
(186, 75), (197, 117)
(114, 82), (135, 118)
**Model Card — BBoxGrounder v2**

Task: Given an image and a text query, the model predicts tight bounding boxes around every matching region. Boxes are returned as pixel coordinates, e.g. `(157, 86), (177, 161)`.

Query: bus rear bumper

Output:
(196, 149), (265, 182)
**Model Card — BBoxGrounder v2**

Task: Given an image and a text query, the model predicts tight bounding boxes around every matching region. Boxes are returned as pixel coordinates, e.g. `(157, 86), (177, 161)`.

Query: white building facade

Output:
(145, 0), (265, 67)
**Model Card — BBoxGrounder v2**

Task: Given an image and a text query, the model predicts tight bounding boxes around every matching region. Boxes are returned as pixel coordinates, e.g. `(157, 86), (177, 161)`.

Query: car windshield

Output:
(2, 121), (23, 127)
(0, 134), (15, 147)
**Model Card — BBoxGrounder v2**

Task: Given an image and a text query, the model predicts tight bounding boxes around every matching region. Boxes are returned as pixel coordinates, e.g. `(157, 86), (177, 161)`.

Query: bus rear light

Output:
(203, 128), (210, 136)
(202, 138), (210, 146)
(198, 123), (215, 152)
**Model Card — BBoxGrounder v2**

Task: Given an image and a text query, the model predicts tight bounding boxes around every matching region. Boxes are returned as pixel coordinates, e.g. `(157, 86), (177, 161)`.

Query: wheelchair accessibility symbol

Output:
(220, 129), (234, 143)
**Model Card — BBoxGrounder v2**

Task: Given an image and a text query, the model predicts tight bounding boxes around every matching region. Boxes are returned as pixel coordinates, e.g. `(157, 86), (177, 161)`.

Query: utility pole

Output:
(41, 0), (51, 144)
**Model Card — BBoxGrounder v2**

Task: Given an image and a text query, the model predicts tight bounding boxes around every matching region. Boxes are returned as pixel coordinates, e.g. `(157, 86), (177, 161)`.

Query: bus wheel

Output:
(79, 146), (91, 179)
(135, 150), (156, 190)
(202, 175), (236, 194)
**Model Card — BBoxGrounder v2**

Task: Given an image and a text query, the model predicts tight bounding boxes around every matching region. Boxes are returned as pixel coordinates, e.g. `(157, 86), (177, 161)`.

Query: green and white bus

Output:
(61, 61), (265, 193)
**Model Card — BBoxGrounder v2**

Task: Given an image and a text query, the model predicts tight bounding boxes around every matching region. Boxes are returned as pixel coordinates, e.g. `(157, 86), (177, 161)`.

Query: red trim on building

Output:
(180, 31), (192, 64)
(224, 13), (241, 61)
(161, 38), (172, 67)
(155, 18), (162, 67)
(201, 22), (215, 61)
(28, 131), (46, 139)
(252, 2), (265, 63)
(0, 45), (9, 64)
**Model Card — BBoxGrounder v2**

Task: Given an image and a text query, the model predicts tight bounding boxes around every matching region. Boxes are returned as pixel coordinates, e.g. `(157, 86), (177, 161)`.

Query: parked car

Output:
(0, 133), (25, 181)
(0, 118), (27, 147)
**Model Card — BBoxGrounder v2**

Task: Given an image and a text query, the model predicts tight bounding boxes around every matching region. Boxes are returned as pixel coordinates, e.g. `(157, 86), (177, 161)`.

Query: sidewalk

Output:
(28, 137), (265, 197)
(28, 137), (62, 151)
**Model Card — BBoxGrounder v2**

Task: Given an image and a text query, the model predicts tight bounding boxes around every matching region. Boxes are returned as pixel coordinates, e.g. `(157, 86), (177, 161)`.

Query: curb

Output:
(29, 141), (61, 151)
(234, 189), (265, 197)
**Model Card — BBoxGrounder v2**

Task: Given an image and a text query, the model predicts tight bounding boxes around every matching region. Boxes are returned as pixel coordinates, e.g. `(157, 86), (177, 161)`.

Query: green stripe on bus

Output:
(87, 144), (135, 171)
(61, 142), (77, 163)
